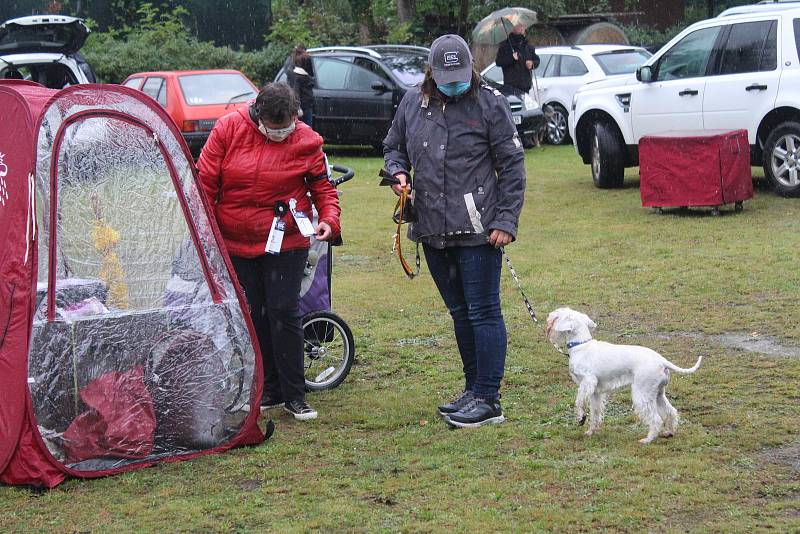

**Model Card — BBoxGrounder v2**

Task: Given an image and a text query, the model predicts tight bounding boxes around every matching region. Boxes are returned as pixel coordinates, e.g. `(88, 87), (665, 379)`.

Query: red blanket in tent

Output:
(63, 366), (156, 463)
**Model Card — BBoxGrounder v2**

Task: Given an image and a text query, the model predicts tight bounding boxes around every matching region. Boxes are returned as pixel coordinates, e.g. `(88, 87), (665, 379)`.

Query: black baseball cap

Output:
(428, 34), (473, 84)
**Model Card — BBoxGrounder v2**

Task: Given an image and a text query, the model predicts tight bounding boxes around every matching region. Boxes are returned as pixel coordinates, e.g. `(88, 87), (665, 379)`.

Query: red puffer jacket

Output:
(197, 106), (341, 258)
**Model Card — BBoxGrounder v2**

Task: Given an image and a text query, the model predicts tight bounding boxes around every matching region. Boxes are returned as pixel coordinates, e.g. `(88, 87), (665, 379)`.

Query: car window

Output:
(544, 55), (559, 77)
(719, 20), (777, 75)
(762, 21), (778, 71)
(378, 53), (427, 86)
(655, 26), (721, 81)
(315, 58), (352, 90)
(795, 19), (800, 62)
(123, 77), (143, 89)
(593, 50), (652, 75)
(178, 73), (256, 106)
(559, 56), (589, 76)
(141, 77), (167, 107)
(353, 57), (392, 82)
(348, 62), (386, 91)
(534, 54), (552, 77)
(484, 64), (503, 83)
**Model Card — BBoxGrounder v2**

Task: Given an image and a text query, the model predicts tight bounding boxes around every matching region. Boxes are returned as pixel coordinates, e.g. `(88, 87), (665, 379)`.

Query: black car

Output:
(275, 45), (544, 149)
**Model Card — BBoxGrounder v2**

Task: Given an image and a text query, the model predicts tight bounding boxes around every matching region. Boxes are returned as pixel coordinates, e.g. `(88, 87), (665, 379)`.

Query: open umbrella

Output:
(472, 7), (538, 45)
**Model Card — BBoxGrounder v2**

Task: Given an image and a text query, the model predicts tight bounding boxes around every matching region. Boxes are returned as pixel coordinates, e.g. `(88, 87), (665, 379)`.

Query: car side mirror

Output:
(637, 65), (653, 83)
(371, 81), (390, 93)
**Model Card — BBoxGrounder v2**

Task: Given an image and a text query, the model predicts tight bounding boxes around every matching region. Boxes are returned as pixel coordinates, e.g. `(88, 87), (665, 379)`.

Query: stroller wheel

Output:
(302, 310), (355, 391)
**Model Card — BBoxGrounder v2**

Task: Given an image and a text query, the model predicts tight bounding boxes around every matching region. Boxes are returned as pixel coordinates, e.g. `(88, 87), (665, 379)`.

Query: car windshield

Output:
(593, 50), (652, 75)
(379, 53), (427, 86)
(177, 73), (256, 106)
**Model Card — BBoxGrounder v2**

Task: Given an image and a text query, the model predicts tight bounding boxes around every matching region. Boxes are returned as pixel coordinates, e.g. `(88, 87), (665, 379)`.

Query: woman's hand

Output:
(392, 172), (409, 196)
(315, 221), (333, 241)
(488, 229), (513, 248)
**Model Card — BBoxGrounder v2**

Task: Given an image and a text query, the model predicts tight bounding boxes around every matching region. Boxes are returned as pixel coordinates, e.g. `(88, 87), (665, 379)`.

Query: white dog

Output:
(545, 307), (702, 444)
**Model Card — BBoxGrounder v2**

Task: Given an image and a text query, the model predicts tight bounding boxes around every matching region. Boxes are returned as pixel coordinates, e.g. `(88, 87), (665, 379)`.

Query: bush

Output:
(82, 5), (291, 85)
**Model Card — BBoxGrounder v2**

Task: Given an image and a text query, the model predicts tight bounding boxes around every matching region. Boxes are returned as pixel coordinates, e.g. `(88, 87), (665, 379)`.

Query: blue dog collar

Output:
(566, 339), (591, 350)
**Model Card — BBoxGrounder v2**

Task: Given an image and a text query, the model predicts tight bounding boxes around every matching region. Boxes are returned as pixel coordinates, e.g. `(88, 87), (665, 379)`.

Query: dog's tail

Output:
(664, 356), (702, 374)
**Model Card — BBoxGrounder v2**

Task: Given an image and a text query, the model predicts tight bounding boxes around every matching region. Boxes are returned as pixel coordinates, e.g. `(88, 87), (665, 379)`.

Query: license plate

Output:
(513, 115), (522, 125)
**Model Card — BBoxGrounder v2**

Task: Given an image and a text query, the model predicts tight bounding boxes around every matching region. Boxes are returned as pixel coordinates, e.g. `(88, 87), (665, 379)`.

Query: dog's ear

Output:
(552, 315), (575, 333)
(577, 312), (597, 331)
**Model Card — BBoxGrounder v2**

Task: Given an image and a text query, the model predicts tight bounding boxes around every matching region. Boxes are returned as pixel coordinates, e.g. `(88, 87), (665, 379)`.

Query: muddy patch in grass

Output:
(659, 332), (800, 359)
(760, 442), (800, 472)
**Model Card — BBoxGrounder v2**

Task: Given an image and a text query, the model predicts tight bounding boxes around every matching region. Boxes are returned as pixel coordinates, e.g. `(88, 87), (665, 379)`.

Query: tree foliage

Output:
(81, 4), (283, 85)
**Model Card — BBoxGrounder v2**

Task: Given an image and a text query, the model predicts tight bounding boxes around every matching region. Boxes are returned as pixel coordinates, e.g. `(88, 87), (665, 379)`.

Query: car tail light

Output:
(181, 119), (217, 132)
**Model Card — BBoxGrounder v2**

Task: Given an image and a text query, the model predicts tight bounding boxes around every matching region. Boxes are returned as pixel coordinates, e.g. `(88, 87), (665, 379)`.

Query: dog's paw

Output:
(660, 432), (675, 439)
(638, 437), (654, 444)
(577, 414), (587, 426)
(584, 429), (594, 436)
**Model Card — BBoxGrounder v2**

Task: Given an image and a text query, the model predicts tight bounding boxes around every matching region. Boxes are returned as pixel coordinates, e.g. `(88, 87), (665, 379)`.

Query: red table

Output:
(639, 129), (753, 214)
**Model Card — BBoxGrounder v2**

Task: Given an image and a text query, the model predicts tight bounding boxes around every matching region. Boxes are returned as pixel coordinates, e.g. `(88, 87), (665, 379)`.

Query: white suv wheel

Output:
(765, 121), (800, 197)
(770, 133), (800, 187)
(547, 105), (569, 145)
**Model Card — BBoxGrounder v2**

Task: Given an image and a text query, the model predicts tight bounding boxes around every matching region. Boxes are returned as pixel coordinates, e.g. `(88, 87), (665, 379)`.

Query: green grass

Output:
(3, 146), (799, 533)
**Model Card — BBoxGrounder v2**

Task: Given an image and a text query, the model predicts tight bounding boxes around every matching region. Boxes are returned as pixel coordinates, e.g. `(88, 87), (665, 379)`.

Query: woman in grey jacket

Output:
(383, 34), (527, 428)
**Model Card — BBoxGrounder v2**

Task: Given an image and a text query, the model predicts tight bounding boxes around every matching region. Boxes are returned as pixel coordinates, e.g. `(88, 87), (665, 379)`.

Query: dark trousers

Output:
(300, 105), (313, 128)
(231, 250), (309, 403)
(422, 244), (507, 399)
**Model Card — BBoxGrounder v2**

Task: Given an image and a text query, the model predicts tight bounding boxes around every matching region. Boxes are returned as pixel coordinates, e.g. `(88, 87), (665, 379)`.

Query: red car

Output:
(122, 69), (259, 156)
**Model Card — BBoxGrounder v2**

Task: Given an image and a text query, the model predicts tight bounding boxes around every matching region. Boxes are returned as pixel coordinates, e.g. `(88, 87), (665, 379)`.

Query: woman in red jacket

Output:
(198, 83), (341, 421)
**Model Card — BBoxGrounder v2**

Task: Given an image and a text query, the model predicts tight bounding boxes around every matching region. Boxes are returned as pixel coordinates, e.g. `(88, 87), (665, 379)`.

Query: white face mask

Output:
(259, 120), (296, 142)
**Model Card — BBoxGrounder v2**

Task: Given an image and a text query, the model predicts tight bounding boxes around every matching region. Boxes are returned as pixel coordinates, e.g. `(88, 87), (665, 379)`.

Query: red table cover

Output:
(640, 129), (753, 207)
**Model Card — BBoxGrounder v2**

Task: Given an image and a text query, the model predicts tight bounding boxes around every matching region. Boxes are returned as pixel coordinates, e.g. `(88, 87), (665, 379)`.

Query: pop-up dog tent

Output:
(0, 81), (267, 488)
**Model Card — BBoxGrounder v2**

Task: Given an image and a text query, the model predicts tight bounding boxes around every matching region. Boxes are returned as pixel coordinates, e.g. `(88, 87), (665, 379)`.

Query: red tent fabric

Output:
(0, 81), (268, 488)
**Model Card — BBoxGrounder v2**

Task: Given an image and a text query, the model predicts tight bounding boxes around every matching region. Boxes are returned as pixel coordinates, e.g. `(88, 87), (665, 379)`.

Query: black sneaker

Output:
(437, 390), (475, 416)
(284, 400), (318, 421)
(260, 395), (284, 410)
(445, 397), (504, 428)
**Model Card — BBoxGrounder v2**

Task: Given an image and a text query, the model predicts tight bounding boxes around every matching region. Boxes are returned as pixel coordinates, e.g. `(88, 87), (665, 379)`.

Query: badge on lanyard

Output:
(266, 201), (289, 254)
(266, 219), (285, 254)
(289, 198), (316, 238)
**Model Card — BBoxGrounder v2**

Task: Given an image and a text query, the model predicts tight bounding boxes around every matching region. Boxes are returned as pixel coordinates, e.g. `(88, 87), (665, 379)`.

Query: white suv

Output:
(569, 6), (800, 196)
(482, 45), (651, 145)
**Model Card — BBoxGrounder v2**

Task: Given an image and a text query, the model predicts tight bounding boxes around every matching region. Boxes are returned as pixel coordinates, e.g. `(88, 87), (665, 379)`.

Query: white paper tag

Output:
(294, 211), (316, 237)
(265, 218), (285, 255)
(289, 198), (316, 237)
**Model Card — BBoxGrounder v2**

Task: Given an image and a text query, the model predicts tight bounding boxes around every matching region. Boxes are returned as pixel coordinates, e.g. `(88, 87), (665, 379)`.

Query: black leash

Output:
(500, 246), (567, 355)
(500, 246), (537, 324)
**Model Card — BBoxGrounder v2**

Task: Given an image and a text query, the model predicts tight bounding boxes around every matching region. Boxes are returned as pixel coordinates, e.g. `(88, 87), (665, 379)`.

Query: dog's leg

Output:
(575, 377), (597, 427)
(657, 388), (679, 437)
(632, 383), (663, 444)
(586, 391), (606, 436)
(586, 391), (609, 435)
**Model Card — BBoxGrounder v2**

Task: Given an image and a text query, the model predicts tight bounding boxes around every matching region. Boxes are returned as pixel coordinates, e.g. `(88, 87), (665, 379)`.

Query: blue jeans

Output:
(423, 244), (507, 399)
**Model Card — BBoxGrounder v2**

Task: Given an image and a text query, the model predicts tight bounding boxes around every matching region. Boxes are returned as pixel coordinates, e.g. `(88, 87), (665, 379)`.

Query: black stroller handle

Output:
(330, 165), (354, 187)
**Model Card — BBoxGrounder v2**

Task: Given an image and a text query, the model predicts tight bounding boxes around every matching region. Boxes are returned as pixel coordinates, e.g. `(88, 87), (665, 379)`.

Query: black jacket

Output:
(285, 56), (315, 108)
(495, 34), (539, 93)
(383, 86), (526, 248)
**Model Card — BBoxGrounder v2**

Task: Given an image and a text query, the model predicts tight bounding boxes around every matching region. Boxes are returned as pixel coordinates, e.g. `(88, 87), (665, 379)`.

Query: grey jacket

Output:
(383, 85), (526, 248)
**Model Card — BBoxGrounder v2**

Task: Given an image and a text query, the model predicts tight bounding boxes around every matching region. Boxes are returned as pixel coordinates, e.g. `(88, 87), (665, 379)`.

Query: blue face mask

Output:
(437, 81), (471, 97)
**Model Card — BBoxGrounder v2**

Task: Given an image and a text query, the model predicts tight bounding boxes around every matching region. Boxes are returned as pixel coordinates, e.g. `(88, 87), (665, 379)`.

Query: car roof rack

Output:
(365, 45), (430, 54)
(308, 46), (382, 58)
(718, 1), (800, 16)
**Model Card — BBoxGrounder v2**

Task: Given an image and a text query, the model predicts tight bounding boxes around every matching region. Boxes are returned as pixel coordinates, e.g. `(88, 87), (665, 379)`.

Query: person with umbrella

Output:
(495, 22), (540, 95)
